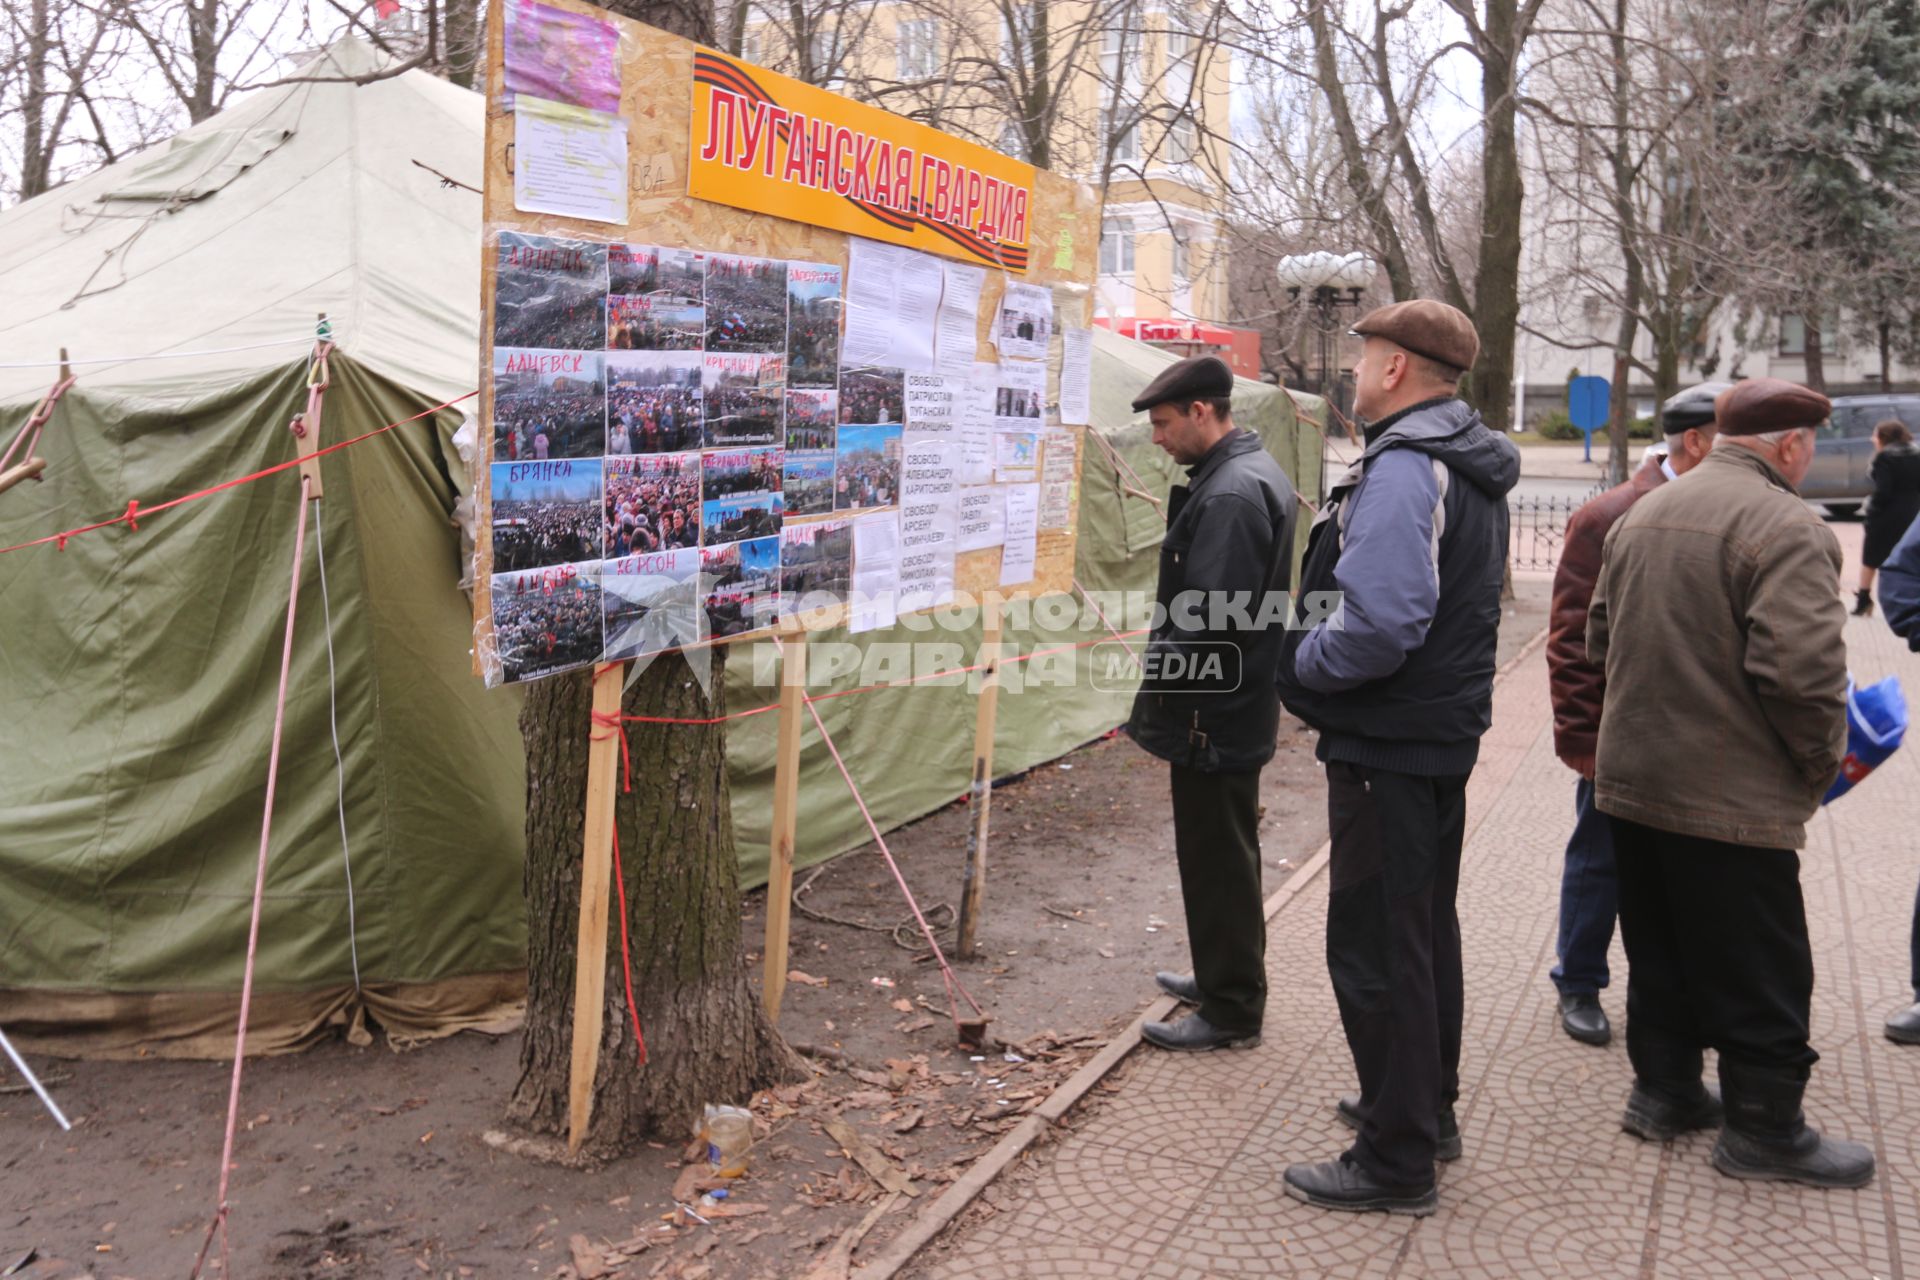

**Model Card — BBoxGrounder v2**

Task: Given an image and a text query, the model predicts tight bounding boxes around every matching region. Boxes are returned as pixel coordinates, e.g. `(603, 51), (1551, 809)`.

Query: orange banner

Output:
(689, 50), (1036, 273)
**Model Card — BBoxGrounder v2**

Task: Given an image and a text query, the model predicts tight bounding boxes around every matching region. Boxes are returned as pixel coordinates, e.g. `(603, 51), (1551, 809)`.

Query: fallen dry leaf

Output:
(787, 970), (828, 987)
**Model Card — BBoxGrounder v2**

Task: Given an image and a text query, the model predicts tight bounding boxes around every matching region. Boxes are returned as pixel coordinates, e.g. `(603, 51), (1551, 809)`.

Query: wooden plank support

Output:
(569, 661), (627, 1154)
(762, 633), (808, 1021)
(955, 599), (1003, 960)
(0, 457), (47, 498)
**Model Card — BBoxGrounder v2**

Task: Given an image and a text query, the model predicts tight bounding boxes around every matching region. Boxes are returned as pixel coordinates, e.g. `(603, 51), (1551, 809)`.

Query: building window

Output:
(1000, 3), (1033, 65)
(808, 28), (841, 85)
(1165, 114), (1195, 164)
(1103, 108), (1140, 163)
(1165, 29), (1196, 104)
(1100, 220), (1136, 275)
(1778, 313), (1807, 356)
(1171, 226), (1191, 281)
(998, 119), (1026, 161)
(897, 19), (940, 80)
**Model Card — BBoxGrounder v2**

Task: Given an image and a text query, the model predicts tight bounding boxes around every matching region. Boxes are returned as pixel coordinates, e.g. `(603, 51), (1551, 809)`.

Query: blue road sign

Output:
(1569, 375), (1611, 462)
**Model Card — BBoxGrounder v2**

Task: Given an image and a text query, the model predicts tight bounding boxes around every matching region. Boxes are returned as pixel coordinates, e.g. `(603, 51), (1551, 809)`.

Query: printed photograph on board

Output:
(834, 422), (903, 511)
(703, 352), (785, 446)
(490, 458), (603, 572)
(605, 452), (700, 556)
(786, 262), (842, 389)
(995, 382), (1043, 421)
(493, 347), (606, 461)
(503, 0), (621, 114)
(602, 547), (704, 660)
(703, 536), (780, 638)
(782, 449), (836, 517)
(838, 365), (906, 426)
(493, 232), (607, 351)
(491, 561), (605, 684)
(608, 295), (705, 351)
(780, 517), (853, 613)
(704, 253), (788, 353)
(785, 389), (837, 451)
(607, 351), (702, 454)
(702, 445), (784, 541)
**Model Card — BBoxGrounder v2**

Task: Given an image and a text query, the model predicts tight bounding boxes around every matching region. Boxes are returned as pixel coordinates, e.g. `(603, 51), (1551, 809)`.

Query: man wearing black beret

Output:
(1276, 299), (1519, 1215)
(1126, 355), (1299, 1052)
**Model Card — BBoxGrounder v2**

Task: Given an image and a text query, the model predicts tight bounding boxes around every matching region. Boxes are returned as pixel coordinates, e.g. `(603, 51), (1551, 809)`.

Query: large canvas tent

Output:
(0, 39), (1324, 1057)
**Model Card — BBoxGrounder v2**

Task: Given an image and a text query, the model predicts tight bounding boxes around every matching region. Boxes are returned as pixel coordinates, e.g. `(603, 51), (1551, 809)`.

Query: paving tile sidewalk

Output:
(914, 612), (1920, 1279)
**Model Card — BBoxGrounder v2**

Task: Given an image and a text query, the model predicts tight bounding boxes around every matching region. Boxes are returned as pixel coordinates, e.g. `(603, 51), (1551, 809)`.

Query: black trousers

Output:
(1326, 761), (1468, 1189)
(1611, 817), (1818, 1096)
(1169, 762), (1266, 1033)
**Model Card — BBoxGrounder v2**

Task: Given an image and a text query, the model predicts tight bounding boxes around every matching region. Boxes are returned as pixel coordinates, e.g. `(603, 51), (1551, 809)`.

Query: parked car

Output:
(1803, 394), (1920, 516)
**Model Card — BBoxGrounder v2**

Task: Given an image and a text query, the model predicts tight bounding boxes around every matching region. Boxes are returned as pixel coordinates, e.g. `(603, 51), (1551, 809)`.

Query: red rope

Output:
(609, 825), (648, 1065)
(0, 374), (75, 474)
(0, 390), (476, 556)
(190, 473), (314, 1280)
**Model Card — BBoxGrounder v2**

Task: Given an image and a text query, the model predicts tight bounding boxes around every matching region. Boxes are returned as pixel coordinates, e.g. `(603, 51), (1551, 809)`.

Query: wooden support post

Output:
(298, 319), (331, 502)
(568, 662), (626, 1154)
(0, 457), (46, 497)
(762, 633), (808, 1022)
(956, 599), (1004, 960)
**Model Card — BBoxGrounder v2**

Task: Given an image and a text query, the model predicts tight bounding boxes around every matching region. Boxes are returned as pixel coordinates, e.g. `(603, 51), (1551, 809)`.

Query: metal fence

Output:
(1508, 484), (1605, 572)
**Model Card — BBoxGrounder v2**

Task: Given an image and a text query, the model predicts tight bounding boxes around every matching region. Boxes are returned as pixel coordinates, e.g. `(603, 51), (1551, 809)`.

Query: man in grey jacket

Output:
(1275, 300), (1518, 1216)
(1588, 377), (1872, 1188)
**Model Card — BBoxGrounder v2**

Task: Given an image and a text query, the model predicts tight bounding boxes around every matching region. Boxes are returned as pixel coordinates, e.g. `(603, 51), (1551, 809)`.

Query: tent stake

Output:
(0, 1026), (71, 1130)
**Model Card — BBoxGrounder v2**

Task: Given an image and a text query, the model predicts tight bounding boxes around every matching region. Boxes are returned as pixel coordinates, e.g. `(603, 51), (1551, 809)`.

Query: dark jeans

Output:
(1611, 817), (1818, 1096)
(1325, 761), (1469, 1189)
(1910, 876), (1920, 996)
(1169, 763), (1266, 1032)
(1551, 776), (1617, 997)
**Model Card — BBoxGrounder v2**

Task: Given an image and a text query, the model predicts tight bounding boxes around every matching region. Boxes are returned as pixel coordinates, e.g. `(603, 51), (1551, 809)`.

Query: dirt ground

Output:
(0, 582), (1549, 1280)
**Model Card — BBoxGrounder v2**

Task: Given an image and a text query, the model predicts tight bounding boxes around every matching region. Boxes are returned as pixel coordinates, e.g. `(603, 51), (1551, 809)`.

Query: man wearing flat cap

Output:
(1126, 354), (1298, 1052)
(1587, 377), (1873, 1188)
(1276, 299), (1518, 1215)
(1543, 381), (1726, 1050)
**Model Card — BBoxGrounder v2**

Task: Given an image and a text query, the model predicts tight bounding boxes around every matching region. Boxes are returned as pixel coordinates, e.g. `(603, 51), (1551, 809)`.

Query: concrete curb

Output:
(855, 619), (1551, 1278)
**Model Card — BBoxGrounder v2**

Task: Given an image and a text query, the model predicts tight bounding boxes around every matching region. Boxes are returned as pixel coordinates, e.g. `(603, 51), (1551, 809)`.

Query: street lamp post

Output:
(1273, 251), (1376, 416)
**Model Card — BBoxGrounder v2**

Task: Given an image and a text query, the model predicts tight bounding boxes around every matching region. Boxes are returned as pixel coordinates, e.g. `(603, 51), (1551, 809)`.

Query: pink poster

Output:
(504, 0), (621, 114)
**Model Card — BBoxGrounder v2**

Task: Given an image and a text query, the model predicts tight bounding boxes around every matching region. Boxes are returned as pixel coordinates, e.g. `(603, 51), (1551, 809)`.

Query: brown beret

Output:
(1350, 299), (1480, 373)
(1714, 378), (1831, 436)
(1131, 354), (1234, 413)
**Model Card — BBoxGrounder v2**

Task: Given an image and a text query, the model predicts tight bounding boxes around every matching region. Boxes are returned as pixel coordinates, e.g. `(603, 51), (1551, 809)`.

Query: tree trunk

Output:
(1470, 0), (1525, 433)
(508, 650), (804, 1157)
(20, 0), (52, 200)
(444, 0), (483, 89)
(187, 0), (219, 123)
(1880, 319), (1894, 393)
(1803, 314), (1827, 394)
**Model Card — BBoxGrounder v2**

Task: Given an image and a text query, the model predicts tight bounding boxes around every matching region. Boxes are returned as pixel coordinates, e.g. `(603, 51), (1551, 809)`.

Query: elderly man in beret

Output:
(1275, 299), (1518, 1215)
(1544, 382), (1726, 1049)
(1125, 354), (1299, 1052)
(1587, 377), (1872, 1188)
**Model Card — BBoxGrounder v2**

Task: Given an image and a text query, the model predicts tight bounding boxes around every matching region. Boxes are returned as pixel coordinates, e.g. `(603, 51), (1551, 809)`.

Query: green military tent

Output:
(0, 39), (1323, 1057)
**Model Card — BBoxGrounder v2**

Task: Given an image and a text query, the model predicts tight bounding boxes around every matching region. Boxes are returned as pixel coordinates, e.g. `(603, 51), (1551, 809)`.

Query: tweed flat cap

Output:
(1131, 354), (1235, 413)
(1662, 381), (1733, 434)
(1714, 378), (1831, 437)
(1350, 299), (1480, 373)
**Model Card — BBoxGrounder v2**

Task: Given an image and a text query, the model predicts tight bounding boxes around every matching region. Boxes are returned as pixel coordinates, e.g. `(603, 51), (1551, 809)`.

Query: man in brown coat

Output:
(1544, 383), (1723, 1047)
(1587, 377), (1871, 1188)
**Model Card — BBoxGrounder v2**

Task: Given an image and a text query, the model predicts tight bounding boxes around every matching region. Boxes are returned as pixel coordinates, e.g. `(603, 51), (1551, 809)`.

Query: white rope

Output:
(313, 510), (363, 994)
(0, 335), (315, 370)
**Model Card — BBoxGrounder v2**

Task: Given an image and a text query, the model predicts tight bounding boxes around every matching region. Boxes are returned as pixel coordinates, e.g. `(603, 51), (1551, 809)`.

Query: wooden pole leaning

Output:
(569, 661), (628, 1154)
(762, 630), (809, 1021)
(956, 597), (1004, 959)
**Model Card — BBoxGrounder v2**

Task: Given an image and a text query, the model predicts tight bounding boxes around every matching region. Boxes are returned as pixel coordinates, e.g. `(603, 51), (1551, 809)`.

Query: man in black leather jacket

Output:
(1126, 355), (1299, 1052)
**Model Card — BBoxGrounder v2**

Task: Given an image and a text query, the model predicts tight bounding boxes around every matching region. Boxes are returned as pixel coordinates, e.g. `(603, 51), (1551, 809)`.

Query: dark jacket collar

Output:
(1703, 440), (1799, 494)
(1184, 427), (1257, 485)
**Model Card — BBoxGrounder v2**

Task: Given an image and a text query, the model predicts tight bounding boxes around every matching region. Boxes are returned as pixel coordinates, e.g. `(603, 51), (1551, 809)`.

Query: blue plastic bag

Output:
(1824, 675), (1907, 804)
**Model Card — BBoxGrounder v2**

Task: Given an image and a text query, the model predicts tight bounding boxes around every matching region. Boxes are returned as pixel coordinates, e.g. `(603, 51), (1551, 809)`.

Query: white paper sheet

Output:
(994, 281), (1054, 361)
(898, 440), (959, 614)
(958, 362), (998, 485)
(994, 358), (1047, 433)
(1059, 327), (1093, 425)
(850, 510), (901, 633)
(934, 262), (986, 375)
(513, 96), (628, 225)
(904, 372), (964, 446)
(1040, 429), (1077, 527)
(957, 485), (1005, 552)
(842, 238), (942, 372)
(1000, 483), (1041, 586)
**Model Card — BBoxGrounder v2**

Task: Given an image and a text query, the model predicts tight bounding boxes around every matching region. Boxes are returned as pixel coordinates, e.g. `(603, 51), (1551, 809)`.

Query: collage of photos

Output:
(702, 537), (780, 639)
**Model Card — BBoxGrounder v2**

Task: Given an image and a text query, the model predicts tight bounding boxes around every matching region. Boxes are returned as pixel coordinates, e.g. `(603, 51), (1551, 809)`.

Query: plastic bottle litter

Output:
(702, 1103), (753, 1177)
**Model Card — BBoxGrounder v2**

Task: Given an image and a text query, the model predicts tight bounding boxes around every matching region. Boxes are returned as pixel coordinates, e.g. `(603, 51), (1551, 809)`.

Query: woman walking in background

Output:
(1857, 419), (1920, 616)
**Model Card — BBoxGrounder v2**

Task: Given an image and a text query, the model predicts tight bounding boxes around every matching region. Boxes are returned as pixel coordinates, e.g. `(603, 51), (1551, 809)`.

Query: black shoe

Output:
(1155, 971), (1201, 1004)
(1140, 1012), (1260, 1052)
(1621, 1080), (1723, 1141)
(1334, 1095), (1462, 1162)
(1885, 1000), (1920, 1044)
(1558, 992), (1612, 1046)
(1712, 1125), (1875, 1189)
(1853, 589), (1876, 617)
(1282, 1155), (1437, 1217)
